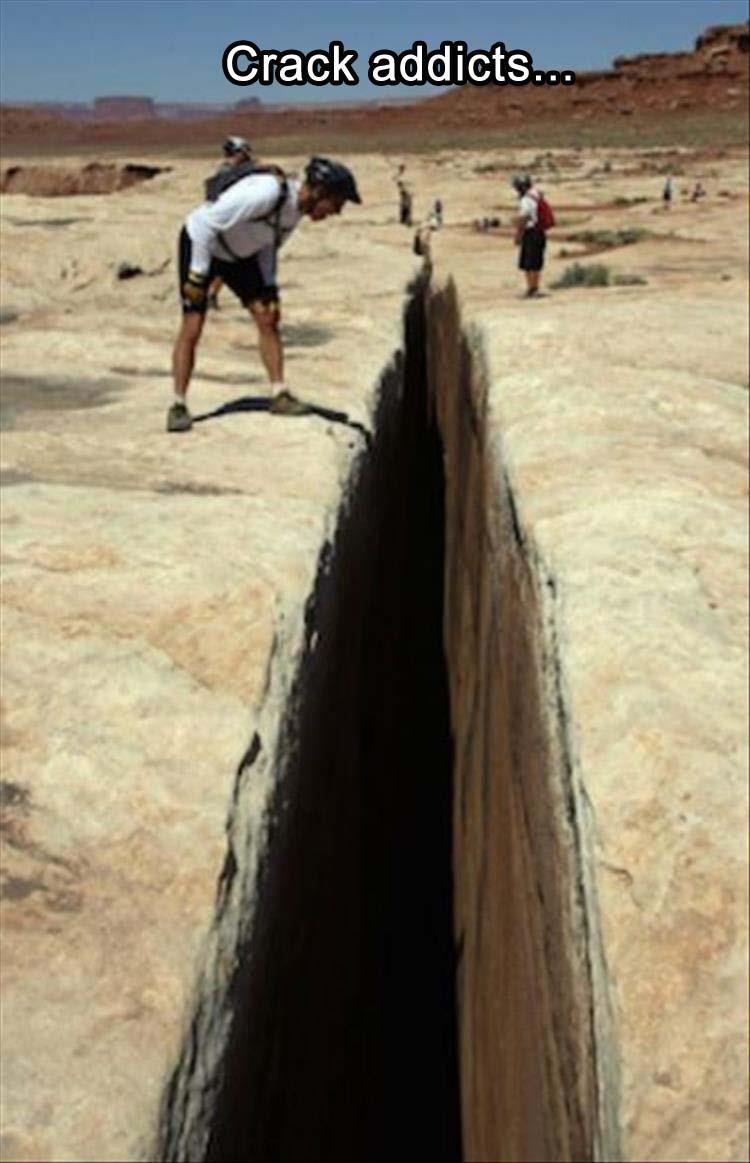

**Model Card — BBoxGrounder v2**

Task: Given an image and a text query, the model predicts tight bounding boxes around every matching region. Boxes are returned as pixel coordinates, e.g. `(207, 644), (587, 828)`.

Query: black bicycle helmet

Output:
(305, 156), (361, 204)
(223, 136), (252, 158)
(511, 174), (532, 194)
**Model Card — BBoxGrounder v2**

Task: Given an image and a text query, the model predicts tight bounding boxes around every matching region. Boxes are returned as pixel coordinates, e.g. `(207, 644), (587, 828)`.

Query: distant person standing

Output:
(433, 198), (443, 228)
(398, 181), (413, 227)
(204, 137), (254, 309)
(512, 174), (548, 298)
(663, 175), (674, 209)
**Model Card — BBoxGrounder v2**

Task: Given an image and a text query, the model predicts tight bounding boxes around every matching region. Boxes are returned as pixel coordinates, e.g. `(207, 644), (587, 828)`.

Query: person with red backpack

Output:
(168, 156), (361, 433)
(512, 174), (554, 298)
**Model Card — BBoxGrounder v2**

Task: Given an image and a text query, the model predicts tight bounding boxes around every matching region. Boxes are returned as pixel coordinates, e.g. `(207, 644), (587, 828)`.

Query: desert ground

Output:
(1, 143), (748, 1162)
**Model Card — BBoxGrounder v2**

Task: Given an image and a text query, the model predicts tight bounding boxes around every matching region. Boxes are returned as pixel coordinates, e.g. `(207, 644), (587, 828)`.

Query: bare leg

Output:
(249, 301), (283, 385)
(172, 312), (205, 399)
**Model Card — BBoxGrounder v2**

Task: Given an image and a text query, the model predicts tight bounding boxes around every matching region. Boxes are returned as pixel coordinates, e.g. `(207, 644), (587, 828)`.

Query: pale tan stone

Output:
(428, 148), (748, 1162)
(1, 147), (747, 1162)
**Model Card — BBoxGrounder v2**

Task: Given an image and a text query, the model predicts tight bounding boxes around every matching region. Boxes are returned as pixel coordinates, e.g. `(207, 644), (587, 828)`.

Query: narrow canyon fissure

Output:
(161, 277), (604, 1163)
(196, 281), (462, 1162)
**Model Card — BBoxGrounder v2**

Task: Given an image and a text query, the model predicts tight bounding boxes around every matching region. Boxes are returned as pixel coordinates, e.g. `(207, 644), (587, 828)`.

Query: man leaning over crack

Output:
(168, 156), (361, 433)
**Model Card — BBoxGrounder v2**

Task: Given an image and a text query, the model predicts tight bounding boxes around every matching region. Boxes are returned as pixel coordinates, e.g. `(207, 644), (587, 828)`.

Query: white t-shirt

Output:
(186, 174), (302, 284)
(518, 188), (541, 230)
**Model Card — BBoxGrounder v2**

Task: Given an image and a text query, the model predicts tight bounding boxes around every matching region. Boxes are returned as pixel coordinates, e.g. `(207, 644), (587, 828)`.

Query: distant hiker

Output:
(663, 175), (673, 209)
(168, 156), (361, 433)
(204, 137), (254, 309)
(512, 174), (553, 298)
(433, 199), (443, 228)
(413, 223), (434, 259)
(691, 181), (706, 202)
(398, 181), (413, 227)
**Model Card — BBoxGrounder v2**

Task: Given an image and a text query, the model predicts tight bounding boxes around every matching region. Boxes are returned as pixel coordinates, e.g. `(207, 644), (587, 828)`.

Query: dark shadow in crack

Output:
(191, 394), (372, 446)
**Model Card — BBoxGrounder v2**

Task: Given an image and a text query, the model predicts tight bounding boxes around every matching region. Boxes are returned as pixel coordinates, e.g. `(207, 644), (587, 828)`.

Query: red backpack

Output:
(534, 192), (556, 232)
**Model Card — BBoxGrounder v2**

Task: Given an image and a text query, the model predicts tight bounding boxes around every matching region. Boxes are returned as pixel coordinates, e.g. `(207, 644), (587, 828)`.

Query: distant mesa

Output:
(613, 21), (749, 76)
(3, 96), (263, 124)
(93, 96), (156, 120)
(695, 22), (750, 54)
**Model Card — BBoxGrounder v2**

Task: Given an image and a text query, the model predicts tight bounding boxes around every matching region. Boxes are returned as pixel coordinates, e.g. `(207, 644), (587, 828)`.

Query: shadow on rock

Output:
(0, 374), (125, 430)
(192, 394), (372, 445)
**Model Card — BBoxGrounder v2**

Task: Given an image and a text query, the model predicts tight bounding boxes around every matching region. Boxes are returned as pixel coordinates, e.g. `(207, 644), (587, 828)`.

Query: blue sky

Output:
(1, 0), (748, 104)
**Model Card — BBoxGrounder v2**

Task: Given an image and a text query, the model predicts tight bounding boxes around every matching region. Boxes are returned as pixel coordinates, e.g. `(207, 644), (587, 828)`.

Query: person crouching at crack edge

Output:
(204, 136), (254, 311)
(512, 174), (546, 299)
(168, 156), (362, 433)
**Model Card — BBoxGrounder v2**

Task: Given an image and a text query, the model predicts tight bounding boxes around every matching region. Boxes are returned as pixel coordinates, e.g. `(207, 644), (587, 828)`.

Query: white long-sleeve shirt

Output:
(185, 174), (302, 282)
(518, 187), (541, 230)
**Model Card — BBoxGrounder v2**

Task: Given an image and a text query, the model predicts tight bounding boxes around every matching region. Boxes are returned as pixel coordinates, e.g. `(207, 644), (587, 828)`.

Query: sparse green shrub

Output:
(552, 263), (612, 289)
(613, 195), (649, 206)
(552, 264), (649, 290)
(566, 227), (651, 248)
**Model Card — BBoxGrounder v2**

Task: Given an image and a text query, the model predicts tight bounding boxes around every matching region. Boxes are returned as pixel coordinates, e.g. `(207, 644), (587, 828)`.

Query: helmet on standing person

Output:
(511, 174), (533, 194)
(223, 136), (252, 159)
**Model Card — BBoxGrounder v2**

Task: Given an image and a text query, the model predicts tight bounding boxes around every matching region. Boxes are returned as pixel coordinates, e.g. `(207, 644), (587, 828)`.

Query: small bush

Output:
(613, 195), (649, 206)
(552, 264), (648, 290)
(566, 227), (651, 248)
(551, 263), (611, 289)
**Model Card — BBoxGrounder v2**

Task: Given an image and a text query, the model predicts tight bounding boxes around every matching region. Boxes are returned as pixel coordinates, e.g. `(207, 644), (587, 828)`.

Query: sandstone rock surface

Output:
(0, 155), (417, 1162)
(1, 146), (748, 1162)
(426, 150), (749, 1162)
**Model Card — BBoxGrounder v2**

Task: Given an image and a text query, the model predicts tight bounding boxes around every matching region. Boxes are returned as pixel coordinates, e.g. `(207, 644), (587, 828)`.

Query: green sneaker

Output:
(167, 401), (193, 433)
(269, 389), (311, 417)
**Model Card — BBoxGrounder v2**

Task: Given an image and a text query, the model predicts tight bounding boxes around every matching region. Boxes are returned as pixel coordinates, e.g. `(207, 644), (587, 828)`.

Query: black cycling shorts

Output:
(519, 228), (547, 272)
(178, 227), (279, 314)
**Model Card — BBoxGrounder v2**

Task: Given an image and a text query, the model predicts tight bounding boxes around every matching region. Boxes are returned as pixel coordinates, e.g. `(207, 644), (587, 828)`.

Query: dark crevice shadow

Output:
(191, 395), (372, 445)
(180, 280), (461, 1163)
